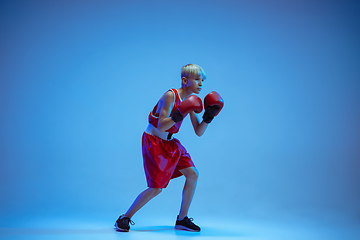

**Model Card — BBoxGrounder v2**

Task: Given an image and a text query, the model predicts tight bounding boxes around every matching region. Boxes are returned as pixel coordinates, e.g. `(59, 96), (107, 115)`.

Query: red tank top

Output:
(148, 89), (183, 134)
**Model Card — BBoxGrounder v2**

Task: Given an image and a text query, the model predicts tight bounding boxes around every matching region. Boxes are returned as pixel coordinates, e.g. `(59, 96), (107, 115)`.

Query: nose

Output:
(198, 80), (202, 86)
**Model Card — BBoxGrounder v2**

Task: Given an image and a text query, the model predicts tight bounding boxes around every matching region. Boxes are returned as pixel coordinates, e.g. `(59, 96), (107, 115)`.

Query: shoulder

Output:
(156, 90), (175, 115)
(161, 90), (175, 104)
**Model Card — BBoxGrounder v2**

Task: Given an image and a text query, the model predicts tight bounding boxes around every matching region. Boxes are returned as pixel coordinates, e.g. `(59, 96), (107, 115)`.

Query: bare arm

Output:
(190, 111), (208, 136)
(157, 91), (176, 132)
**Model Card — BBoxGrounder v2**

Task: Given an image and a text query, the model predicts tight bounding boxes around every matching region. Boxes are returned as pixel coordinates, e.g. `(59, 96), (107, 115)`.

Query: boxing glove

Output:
(203, 91), (224, 123)
(172, 95), (203, 123)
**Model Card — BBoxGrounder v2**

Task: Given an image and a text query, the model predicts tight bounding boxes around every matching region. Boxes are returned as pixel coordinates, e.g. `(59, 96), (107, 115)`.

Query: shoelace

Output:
(184, 217), (197, 226)
(122, 217), (135, 225)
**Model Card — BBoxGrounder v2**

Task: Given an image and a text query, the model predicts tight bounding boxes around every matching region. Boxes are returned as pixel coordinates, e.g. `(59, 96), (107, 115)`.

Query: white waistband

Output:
(145, 123), (174, 141)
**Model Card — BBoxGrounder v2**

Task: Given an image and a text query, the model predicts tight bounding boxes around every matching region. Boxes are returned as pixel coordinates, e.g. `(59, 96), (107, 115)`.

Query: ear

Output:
(181, 77), (188, 86)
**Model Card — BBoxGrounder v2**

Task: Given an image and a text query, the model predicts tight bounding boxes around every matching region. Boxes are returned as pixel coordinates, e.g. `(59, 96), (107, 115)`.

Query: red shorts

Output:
(142, 132), (195, 188)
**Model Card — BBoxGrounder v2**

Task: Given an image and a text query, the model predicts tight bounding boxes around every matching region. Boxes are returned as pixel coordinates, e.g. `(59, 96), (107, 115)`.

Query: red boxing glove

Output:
(203, 91), (224, 123)
(171, 95), (203, 123)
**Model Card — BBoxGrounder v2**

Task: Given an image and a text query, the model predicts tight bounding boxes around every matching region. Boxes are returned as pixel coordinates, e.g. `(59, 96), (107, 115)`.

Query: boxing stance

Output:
(114, 64), (224, 232)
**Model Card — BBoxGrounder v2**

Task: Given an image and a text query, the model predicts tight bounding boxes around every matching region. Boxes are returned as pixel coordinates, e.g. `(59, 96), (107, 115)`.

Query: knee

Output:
(185, 168), (199, 182)
(149, 188), (162, 196)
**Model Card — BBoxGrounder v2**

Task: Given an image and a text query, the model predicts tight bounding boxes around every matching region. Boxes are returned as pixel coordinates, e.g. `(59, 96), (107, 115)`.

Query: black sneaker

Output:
(175, 215), (201, 232)
(114, 215), (135, 232)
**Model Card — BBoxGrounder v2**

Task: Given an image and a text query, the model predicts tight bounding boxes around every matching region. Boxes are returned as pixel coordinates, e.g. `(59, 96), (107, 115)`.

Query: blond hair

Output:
(181, 64), (206, 80)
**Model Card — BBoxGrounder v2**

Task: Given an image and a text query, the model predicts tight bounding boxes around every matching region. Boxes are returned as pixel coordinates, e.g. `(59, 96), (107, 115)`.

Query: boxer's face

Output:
(184, 77), (204, 94)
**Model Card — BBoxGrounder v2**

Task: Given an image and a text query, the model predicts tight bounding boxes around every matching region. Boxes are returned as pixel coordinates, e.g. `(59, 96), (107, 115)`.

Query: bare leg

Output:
(124, 188), (162, 219)
(178, 167), (199, 219)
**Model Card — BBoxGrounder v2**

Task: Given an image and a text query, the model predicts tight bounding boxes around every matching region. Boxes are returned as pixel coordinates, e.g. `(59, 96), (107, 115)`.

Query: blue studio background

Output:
(1, 0), (359, 225)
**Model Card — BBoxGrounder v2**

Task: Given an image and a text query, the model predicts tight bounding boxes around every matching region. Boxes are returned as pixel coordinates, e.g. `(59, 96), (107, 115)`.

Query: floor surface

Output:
(0, 213), (359, 240)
